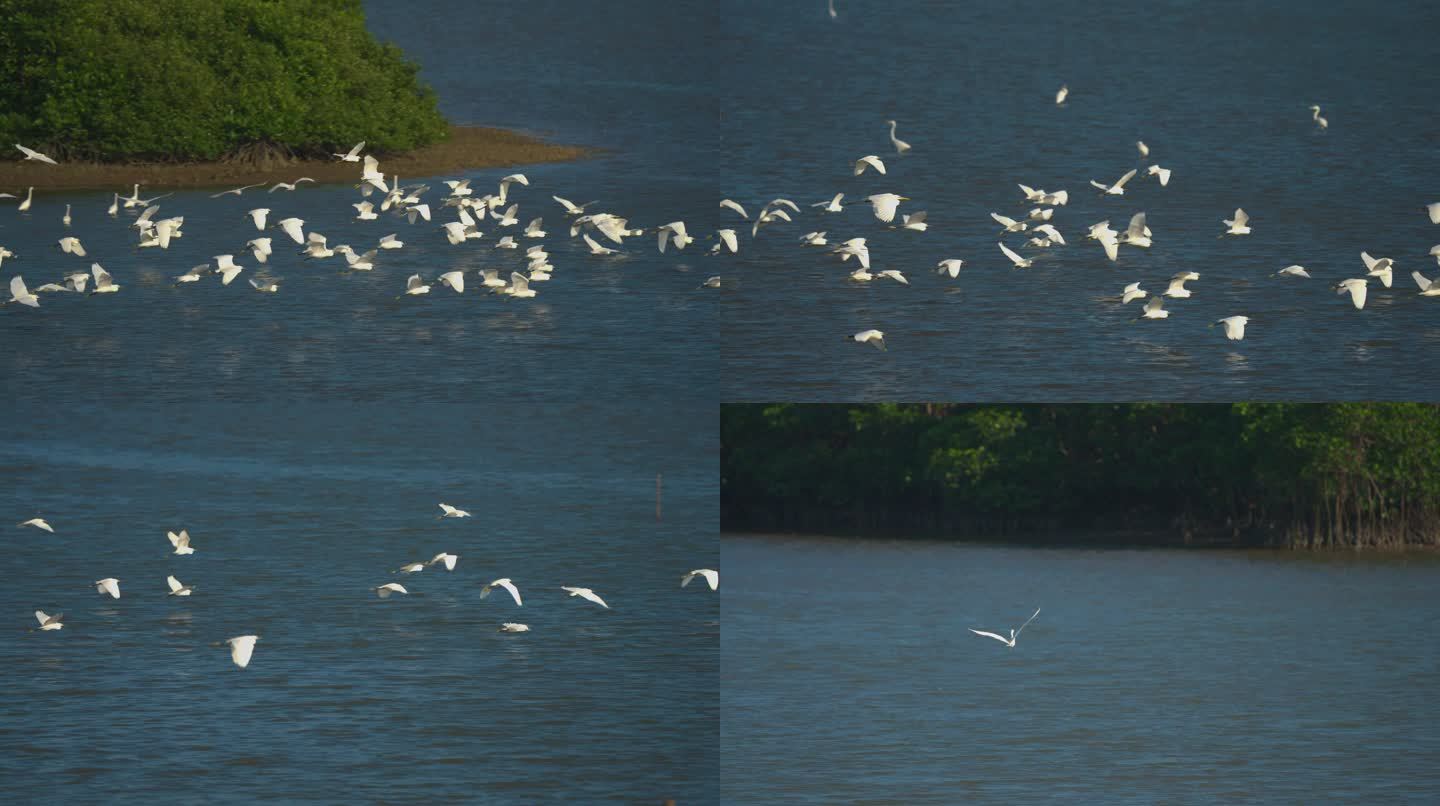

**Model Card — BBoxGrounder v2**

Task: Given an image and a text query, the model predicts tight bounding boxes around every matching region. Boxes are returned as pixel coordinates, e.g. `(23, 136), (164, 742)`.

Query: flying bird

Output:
(561, 586), (610, 609)
(969, 608), (1041, 648)
(681, 569), (719, 590)
(481, 578), (523, 606)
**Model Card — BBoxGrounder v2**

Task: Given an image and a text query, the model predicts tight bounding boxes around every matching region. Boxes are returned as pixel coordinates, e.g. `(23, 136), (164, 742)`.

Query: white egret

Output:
(800, 231), (828, 246)
(1137, 141), (1150, 158)
(1310, 105), (1328, 129)
(998, 242), (1032, 268)
(885, 120), (911, 154)
(95, 578), (120, 599)
(1428, 203), (1440, 224)
(6, 276), (39, 308)
(720, 199), (749, 220)
(246, 208), (270, 230)
(936, 259), (964, 278)
(854, 155), (886, 176)
(62, 204), (71, 227)
(90, 264), (120, 294)
(583, 234), (620, 255)
(174, 265), (208, 285)
(500, 622), (530, 632)
(861, 193), (908, 223)
(523, 218), (546, 238)
(400, 274), (431, 297)
(1090, 169), (1138, 195)
(338, 247), (376, 271)
(374, 582), (408, 599)
(681, 569), (719, 590)
(561, 586), (610, 609)
(1412, 271), (1440, 296)
(1361, 251), (1393, 288)
(896, 211), (927, 232)
(481, 578), (523, 606)
(811, 193), (845, 213)
(831, 238), (870, 268)
(353, 201), (378, 221)
(1147, 165), (1172, 186)
(1275, 265), (1310, 279)
(480, 269), (507, 289)
(1139, 297), (1170, 319)
(1033, 223), (1066, 245)
(991, 212), (1027, 233)
(700, 276), (721, 288)
(1055, 85), (1068, 105)
(657, 221), (695, 252)
(1212, 316), (1250, 341)
(1119, 213), (1151, 248)
(58, 236), (87, 257)
(553, 196), (595, 216)
(969, 608), (1040, 648)
(1122, 282), (1147, 304)
(212, 255), (243, 286)
(850, 329), (886, 350)
(167, 575), (195, 596)
(1222, 208), (1251, 236)
(438, 271), (465, 294)
(874, 269), (906, 284)
(332, 141), (365, 161)
(167, 529), (195, 555)
(439, 503), (472, 518)
(848, 266), (874, 282)
(277, 217), (305, 244)
(1028, 207), (1054, 222)
(246, 237), (272, 263)
(268, 178), (315, 192)
(211, 183), (263, 198)
(1164, 271), (1200, 298)
(427, 552), (459, 571)
(17, 186), (32, 212)
(33, 611), (64, 631)
(225, 635), (258, 668)
(500, 273), (536, 299)
(19, 517), (54, 532)
(15, 143), (58, 164)
(378, 234), (404, 250)
(395, 561), (426, 574)
(713, 228), (739, 253)
(1335, 278), (1368, 309)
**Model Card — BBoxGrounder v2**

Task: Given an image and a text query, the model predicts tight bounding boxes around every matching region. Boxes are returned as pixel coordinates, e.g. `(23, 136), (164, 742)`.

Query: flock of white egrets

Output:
(707, 92), (1439, 352)
(2, 141), (729, 310)
(19, 508), (719, 669)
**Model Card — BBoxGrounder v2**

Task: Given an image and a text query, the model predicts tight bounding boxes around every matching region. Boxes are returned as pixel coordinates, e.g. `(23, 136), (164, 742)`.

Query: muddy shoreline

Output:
(0, 126), (591, 193)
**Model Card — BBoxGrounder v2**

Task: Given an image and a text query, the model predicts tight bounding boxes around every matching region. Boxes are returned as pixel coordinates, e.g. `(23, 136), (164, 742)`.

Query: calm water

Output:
(719, 0), (1440, 400)
(723, 534), (1440, 803)
(0, 2), (718, 802)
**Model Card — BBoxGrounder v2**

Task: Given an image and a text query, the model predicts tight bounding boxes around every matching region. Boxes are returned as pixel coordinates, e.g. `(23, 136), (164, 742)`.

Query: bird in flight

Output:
(969, 607), (1041, 648)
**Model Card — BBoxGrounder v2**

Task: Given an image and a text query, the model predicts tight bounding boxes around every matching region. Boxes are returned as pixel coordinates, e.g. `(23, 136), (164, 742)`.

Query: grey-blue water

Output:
(719, 0), (1440, 401)
(0, 2), (717, 802)
(722, 534), (1440, 803)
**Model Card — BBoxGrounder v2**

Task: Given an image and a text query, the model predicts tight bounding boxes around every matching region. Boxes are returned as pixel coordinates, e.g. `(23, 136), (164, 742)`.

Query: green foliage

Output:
(0, 0), (448, 161)
(721, 404), (1440, 547)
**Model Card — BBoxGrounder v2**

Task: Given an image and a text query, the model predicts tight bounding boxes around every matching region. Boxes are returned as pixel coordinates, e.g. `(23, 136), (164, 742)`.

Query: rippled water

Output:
(0, 2), (717, 801)
(718, 0), (1440, 401)
(722, 534), (1440, 803)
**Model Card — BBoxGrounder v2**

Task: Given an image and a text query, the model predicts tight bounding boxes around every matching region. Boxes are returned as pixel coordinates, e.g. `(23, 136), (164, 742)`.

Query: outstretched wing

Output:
(1015, 607), (1041, 638)
(969, 629), (1010, 644)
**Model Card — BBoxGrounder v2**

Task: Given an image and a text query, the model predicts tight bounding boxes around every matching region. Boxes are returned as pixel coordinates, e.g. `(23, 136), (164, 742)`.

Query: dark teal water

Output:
(0, 2), (718, 802)
(723, 534), (1440, 803)
(719, 0), (1440, 400)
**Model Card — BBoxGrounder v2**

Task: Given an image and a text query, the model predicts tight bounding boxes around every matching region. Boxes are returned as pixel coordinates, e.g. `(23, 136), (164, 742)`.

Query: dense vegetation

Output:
(722, 404), (1440, 548)
(0, 0), (448, 162)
